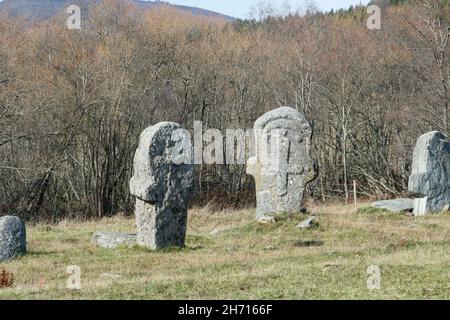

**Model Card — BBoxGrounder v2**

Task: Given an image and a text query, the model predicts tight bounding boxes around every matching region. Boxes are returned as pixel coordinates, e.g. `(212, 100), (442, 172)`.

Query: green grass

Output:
(0, 204), (449, 300)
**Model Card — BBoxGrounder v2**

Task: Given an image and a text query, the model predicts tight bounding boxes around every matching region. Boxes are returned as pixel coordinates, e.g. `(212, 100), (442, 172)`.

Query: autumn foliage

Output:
(0, 0), (448, 220)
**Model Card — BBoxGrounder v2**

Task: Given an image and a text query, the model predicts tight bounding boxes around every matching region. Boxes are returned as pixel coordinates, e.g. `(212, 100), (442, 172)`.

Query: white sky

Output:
(165, 0), (371, 18)
(0, 0), (372, 19)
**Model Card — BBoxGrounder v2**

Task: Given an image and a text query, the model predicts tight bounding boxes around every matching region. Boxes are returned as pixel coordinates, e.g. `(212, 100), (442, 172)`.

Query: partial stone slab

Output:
(370, 199), (414, 213)
(0, 216), (26, 262)
(296, 216), (319, 229)
(408, 131), (450, 216)
(257, 215), (276, 224)
(91, 232), (137, 249)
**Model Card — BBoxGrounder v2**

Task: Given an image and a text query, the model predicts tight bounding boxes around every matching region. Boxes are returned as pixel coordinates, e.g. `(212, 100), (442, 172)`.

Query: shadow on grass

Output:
(26, 250), (60, 257)
(116, 243), (205, 254)
(293, 240), (325, 248)
(233, 215), (309, 235)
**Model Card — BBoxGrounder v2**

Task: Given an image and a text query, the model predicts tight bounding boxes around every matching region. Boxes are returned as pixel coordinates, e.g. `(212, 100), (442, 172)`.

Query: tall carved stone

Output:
(0, 216), (26, 262)
(130, 122), (195, 249)
(408, 131), (450, 216)
(247, 107), (317, 221)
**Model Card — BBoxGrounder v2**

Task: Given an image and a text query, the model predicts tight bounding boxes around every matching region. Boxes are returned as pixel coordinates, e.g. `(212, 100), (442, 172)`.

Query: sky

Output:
(0, 0), (372, 19)
(166, 0), (372, 19)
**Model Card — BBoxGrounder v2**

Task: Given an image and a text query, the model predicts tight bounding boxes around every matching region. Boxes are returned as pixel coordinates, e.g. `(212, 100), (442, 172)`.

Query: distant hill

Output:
(0, 0), (235, 22)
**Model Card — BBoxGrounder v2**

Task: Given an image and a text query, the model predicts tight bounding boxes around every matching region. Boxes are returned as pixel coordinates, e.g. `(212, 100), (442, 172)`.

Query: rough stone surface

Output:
(91, 232), (137, 249)
(247, 107), (317, 221)
(0, 216), (26, 262)
(130, 122), (195, 250)
(370, 199), (414, 213)
(296, 217), (319, 229)
(408, 131), (450, 216)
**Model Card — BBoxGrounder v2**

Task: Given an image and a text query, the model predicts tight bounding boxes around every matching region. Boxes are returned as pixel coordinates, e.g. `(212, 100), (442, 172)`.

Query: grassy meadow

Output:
(0, 203), (449, 300)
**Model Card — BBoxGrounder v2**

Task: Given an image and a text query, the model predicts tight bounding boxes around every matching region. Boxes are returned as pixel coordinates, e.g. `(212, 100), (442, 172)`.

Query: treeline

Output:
(0, 0), (449, 221)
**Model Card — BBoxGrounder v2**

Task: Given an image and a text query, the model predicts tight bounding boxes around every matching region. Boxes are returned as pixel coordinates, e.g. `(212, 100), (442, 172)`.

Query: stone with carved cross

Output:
(247, 107), (317, 221)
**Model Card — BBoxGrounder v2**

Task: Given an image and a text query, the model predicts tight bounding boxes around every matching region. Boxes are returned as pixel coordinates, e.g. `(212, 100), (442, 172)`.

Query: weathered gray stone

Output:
(370, 198), (414, 213)
(130, 122), (195, 250)
(91, 232), (137, 249)
(0, 216), (26, 262)
(247, 107), (317, 221)
(408, 131), (450, 216)
(296, 216), (319, 229)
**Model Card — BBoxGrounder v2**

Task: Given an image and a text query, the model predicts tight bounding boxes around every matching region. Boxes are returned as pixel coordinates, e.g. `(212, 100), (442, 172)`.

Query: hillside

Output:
(0, 0), (235, 22)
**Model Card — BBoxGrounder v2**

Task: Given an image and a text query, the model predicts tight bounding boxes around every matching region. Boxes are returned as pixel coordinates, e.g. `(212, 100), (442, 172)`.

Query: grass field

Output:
(0, 203), (449, 300)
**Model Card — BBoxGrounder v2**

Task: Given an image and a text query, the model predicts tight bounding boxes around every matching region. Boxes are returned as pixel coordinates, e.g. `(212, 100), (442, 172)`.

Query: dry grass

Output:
(0, 203), (449, 300)
(0, 268), (14, 288)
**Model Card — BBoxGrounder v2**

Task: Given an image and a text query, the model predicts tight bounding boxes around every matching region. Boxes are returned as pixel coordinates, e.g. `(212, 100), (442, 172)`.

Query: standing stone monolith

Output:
(408, 131), (450, 216)
(247, 107), (317, 221)
(129, 122), (195, 250)
(0, 216), (26, 262)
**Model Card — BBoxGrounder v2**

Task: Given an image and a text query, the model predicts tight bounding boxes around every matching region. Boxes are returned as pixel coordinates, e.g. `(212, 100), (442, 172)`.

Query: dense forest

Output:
(0, 0), (449, 221)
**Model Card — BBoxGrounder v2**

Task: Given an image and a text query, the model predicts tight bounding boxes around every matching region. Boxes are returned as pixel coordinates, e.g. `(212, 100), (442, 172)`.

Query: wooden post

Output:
(353, 180), (357, 206)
